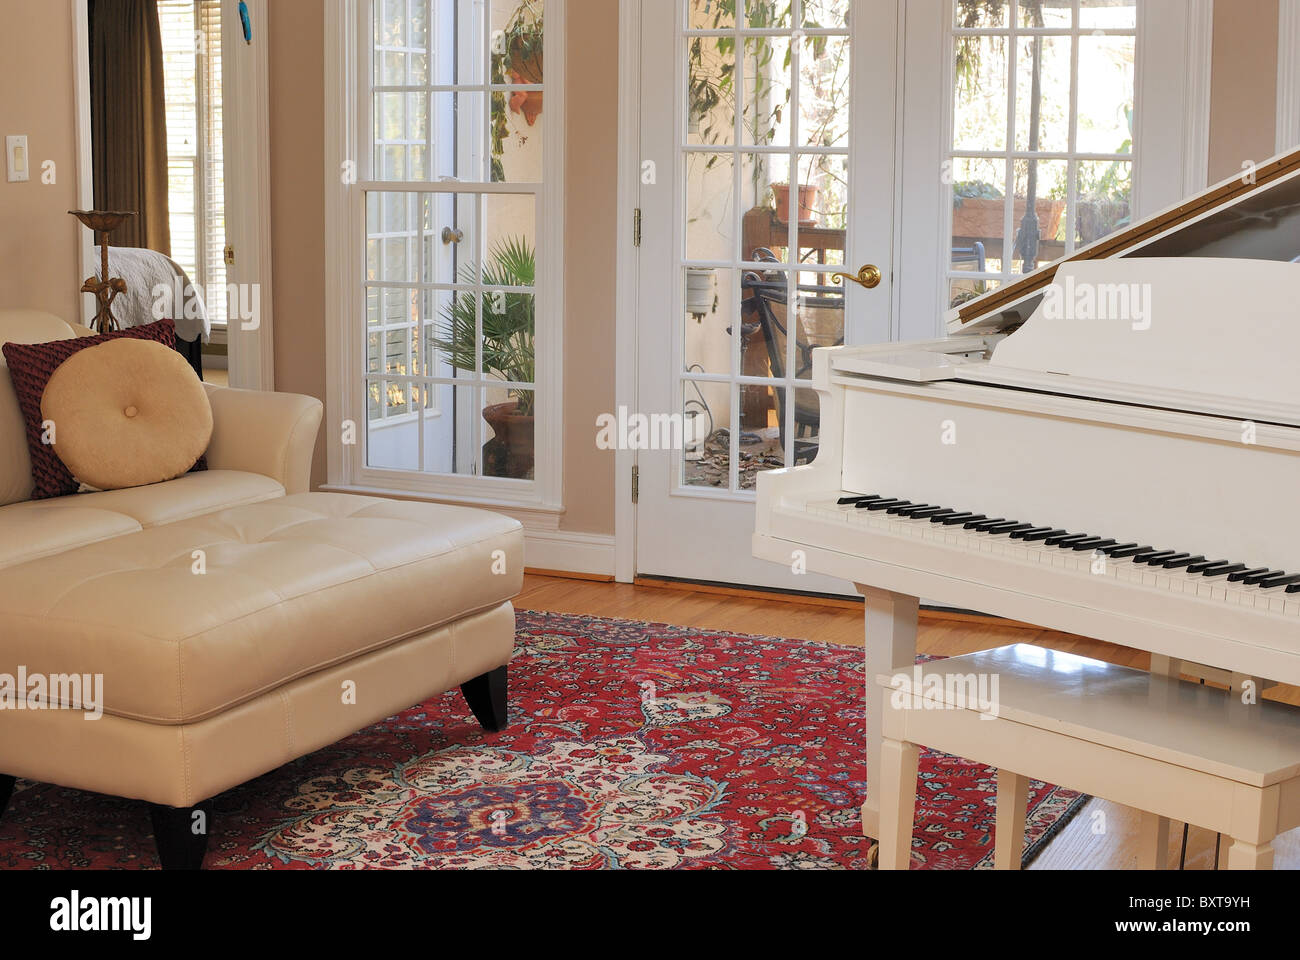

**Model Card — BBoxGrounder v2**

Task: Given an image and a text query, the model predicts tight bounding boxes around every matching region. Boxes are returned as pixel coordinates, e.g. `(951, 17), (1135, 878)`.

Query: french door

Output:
(634, 0), (900, 591)
(631, 0), (1201, 591)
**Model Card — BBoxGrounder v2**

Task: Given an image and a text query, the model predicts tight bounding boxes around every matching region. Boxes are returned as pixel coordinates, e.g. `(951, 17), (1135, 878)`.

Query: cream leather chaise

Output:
(0, 311), (523, 868)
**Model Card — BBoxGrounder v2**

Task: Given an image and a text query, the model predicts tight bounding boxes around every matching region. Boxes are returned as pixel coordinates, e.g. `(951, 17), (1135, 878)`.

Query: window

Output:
(158, 0), (226, 325)
(946, 0), (1137, 311)
(343, 0), (561, 506)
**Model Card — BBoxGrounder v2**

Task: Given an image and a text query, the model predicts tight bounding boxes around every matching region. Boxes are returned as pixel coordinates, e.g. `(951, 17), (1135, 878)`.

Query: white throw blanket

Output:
(96, 247), (211, 343)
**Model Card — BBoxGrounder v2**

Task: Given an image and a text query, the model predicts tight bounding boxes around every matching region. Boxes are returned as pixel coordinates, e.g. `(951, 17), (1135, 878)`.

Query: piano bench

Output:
(875, 644), (1300, 870)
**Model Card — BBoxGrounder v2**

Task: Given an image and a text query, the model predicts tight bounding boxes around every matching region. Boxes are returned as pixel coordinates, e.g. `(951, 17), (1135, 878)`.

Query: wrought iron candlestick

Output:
(69, 210), (135, 333)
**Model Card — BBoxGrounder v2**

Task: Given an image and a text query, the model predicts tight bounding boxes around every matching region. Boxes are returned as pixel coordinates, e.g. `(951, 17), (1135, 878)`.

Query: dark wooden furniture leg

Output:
(461, 666), (509, 732)
(149, 802), (211, 870)
(0, 774), (14, 819)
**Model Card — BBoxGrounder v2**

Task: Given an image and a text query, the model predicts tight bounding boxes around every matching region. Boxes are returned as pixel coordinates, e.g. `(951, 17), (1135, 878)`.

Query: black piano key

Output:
(1242, 567), (1284, 582)
(927, 509), (962, 523)
(1065, 536), (1105, 551)
(1138, 551), (1179, 566)
(1288, 582), (1300, 594)
(1022, 528), (1069, 542)
(1227, 564), (1268, 580)
(838, 494), (880, 505)
(885, 502), (920, 515)
(1043, 531), (1080, 545)
(905, 506), (947, 520)
(1186, 559), (1228, 574)
(1073, 538), (1120, 553)
(1203, 563), (1248, 579)
(988, 522), (1034, 536)
(1163, 555), (1204, 570)
(1259, 573), (1300, 590)
(1010, 526), (1053, 540)
(970, 518), (1009, 532)
(1243, 569), (1285, 586)
(1108, 545), (1152, 559)
(1100, 542), (1138, 556)
(946, 513), (983, 526)
(1131, 549), (1170, 563)
(893, 503), (935, 517)
(1052, 534), (1094, 549)
(865, 499), (906, 512)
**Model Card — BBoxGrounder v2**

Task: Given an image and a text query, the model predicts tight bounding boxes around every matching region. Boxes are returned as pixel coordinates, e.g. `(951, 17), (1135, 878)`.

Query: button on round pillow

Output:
(39, 338), (213, 491)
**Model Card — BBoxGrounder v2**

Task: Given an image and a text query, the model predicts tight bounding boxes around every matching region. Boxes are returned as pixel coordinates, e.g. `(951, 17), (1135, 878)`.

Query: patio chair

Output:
(740, 273), (844, 465)
(952, 241), (987, 272)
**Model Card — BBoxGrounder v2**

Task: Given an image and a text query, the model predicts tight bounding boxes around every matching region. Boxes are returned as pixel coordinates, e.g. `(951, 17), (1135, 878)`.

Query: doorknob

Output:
(441, 227), (465, 245)
(832, 264), (882, 290)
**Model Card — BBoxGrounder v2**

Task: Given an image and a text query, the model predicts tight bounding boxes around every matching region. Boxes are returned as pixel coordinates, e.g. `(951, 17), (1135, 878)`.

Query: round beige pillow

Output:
(40, 339), (213, 491)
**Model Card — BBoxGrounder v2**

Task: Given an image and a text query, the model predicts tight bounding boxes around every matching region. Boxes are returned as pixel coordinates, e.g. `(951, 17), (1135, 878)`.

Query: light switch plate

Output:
(6, 136), (29, 182)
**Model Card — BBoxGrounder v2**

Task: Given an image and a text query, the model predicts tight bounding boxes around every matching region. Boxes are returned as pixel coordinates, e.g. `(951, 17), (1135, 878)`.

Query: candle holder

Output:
(69, 210), (136, 333)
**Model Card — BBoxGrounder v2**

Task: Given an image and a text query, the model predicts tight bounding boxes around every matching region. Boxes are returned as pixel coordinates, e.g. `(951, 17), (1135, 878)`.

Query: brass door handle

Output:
(832, 264), (882, 290)
(441, 227), (465, 245)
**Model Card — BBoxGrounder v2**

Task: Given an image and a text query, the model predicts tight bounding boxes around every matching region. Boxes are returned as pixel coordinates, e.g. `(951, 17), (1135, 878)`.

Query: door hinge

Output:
(631, 465), (640, 504)
(633, 208), (642, 248)
(224, 244), (235, 267)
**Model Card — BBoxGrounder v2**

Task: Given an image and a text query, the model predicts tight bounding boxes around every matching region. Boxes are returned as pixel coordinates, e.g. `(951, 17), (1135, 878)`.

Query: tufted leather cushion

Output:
(1, 319), (183, 500)
(0, 469), (286, 571)
(41, 339), (213, 491)
(0, 493), (525, 724)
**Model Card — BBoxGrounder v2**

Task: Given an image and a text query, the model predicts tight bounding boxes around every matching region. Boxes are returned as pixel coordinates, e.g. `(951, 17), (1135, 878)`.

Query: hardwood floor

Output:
(517, 573), (1300, 870)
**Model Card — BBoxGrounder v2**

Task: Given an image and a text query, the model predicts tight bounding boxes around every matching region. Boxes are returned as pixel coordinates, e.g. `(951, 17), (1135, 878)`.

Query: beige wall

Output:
(268, 0), (329, 492)
(1209, 0), (1281, 182)
(0, 0), (82, 323)
(560, 0), (618, 535)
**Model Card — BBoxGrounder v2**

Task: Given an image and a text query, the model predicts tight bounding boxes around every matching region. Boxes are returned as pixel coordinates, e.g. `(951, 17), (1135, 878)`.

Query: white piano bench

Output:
(875, 644), (1300, 870)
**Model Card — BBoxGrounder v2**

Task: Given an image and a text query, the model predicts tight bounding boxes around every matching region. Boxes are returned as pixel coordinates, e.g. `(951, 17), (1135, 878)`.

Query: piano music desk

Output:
(876, 645), (1300, 870)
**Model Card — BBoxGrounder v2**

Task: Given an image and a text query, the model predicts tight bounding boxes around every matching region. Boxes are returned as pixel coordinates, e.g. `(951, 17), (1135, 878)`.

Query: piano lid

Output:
(988, 258), (1300, 412)
(951, 147), (1300, 336)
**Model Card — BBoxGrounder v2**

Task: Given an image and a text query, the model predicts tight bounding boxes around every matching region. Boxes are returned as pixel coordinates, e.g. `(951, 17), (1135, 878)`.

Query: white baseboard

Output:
(524, 530), (616, 577)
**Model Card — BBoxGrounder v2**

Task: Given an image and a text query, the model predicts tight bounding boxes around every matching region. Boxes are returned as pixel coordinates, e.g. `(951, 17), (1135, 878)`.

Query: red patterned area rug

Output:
(0, 611), (1085, 870)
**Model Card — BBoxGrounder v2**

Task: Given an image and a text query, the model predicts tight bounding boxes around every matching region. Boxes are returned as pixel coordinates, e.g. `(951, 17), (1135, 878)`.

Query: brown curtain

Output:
(89, 0), (171, 254)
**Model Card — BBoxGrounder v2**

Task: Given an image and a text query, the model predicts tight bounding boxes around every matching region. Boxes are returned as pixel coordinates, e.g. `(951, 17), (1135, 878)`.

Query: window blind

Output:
(159, 0), (226, 326)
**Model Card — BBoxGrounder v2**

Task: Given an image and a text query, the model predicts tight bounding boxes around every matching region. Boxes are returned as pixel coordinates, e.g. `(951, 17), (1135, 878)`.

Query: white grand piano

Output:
(753, 148), (1300, 847)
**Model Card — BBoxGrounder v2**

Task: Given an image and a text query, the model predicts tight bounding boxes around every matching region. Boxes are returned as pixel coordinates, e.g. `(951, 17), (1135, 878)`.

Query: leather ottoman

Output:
(0, 492), (523, 867)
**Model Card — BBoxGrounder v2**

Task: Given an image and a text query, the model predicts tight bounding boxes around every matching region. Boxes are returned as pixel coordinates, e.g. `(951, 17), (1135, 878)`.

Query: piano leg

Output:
(857, 585), (919, 848)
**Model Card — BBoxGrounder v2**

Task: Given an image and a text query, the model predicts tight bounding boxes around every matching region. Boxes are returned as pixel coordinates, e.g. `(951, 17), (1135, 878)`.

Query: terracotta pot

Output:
(508, 84), (544, 126)
(771, 183), (820, 225)
(952, 196), (1066, 241)
(482, 400), (535, 480)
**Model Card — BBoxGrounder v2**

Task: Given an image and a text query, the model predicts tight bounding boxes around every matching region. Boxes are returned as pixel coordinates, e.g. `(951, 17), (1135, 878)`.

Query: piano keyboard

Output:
(806, 494), (1300, 616)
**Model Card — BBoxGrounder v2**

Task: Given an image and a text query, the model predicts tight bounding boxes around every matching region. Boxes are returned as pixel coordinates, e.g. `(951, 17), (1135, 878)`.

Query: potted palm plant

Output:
(434, 237), (536, 480)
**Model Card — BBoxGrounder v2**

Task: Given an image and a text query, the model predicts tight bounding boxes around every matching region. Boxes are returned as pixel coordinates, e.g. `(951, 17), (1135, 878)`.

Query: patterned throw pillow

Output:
(0, 319), (205, 500)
